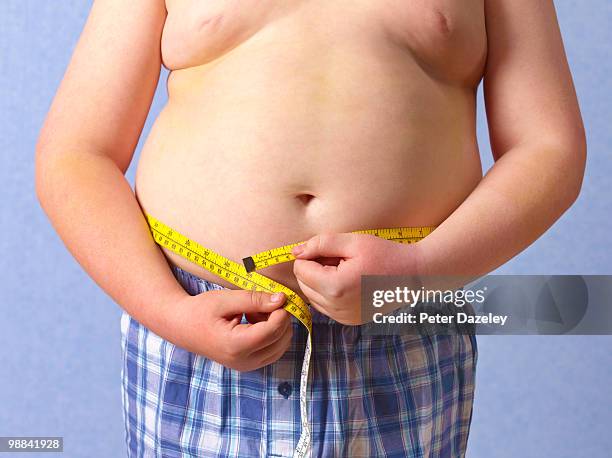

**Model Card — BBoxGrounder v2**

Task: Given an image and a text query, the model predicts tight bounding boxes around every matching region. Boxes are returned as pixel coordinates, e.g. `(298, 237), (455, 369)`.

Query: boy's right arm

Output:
(35, 0), (177, 334)
(35, 0), (292, 371)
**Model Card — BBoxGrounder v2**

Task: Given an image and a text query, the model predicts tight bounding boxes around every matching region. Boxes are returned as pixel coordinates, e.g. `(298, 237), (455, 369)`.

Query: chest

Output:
(162, 0), (487, 84)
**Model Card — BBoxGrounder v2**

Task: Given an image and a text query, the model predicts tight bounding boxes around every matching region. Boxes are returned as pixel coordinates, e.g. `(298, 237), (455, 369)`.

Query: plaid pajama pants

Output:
(120, 265), (477, 457)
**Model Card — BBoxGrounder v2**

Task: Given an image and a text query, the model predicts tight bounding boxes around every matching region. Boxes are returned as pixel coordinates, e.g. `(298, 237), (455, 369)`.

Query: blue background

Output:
(1, 1), (610, 456)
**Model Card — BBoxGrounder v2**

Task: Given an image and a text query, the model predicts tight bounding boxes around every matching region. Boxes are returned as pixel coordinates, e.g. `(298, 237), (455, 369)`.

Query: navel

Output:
(295, 193), (316, 206)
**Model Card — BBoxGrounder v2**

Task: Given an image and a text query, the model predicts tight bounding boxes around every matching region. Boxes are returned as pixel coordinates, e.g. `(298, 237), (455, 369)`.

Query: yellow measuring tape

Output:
(145, 212), (434, 457)
(243, 227), (434, 273)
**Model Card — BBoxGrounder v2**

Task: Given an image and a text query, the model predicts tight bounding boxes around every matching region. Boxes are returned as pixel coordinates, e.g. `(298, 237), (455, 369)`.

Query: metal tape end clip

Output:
(242, 257), (256, 273)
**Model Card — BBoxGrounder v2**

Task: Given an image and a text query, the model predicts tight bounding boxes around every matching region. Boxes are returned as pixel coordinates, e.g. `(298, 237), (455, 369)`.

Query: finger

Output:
(292, 233), (356, 259)
(252, 320), (293, 358)
(217, 289), (286, 317)
(244, 310), (292, 359)
(244, 312), (269, 324)
(296, 278), (330, 311)
(259, 332), (293, 367)
(294, 258), (342, 298)
(233, 307), (291, 352)
(252, 323), (294, 366)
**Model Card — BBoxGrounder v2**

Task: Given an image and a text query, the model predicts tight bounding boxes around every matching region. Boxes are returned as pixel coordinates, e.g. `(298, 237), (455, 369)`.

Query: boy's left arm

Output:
(292, 0), (586, 325)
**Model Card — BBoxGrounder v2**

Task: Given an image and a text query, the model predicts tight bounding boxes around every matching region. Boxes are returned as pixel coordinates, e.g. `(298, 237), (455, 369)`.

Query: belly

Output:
(134, 30), (483, 296)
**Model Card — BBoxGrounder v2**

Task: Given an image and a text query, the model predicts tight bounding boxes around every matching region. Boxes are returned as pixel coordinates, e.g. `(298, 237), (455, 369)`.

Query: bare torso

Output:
(135, 0), (488, 296)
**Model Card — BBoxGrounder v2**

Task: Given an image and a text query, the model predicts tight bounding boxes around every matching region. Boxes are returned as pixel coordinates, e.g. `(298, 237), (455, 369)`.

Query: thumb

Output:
(292, 233), (355, 259)
(217, 289), (286, 316)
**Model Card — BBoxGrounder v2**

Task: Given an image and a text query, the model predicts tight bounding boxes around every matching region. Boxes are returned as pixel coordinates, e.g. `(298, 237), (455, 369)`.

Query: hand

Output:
(292, 232), (420, 325)
(171, 289), (293, 371)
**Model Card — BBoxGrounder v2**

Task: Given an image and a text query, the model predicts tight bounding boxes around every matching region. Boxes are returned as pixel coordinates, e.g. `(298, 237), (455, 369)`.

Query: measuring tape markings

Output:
(243, 227), (435, 273)
(147, 215), (312, 330)
(145, 213), (434, 458)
